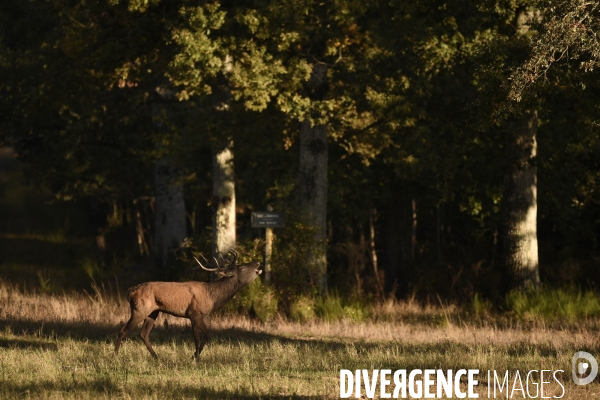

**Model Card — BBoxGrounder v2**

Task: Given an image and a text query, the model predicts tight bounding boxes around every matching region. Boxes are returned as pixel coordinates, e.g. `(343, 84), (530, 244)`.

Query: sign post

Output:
(265, 223), (273, 285)
(251, 206), (285, 284)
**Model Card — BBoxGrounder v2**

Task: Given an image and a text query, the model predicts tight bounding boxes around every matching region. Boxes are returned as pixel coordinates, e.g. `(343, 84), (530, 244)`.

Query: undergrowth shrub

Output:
(36, 269), (59, 294)
(249, 280), (279, 322)
(505, 287), (600, 321)
(289, 296), (316, 322)
(471, 293), (493, 317)
(223, 279), (278, 322)
(314, 293), (369, 322)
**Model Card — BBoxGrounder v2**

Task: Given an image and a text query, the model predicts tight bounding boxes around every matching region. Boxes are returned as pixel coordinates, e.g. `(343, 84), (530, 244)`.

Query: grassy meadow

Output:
(0, 281), (599, 399)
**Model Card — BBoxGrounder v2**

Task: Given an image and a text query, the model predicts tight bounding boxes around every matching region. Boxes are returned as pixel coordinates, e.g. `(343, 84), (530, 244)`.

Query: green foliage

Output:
(262, 210), (324, 300)
(509, 0), (600, 101)
(249, 281), (279, 322)
(222, 279), (278, 322)
(471, 293), (493, 317)
(169, 4), (227, 98)
(314, 293), (369, 323)
(289, 295), (316, 322)
(81, 258), (101, 281)
(3, 0), (600, 303)
(36, 269), (59, 294)
(505, 287), (600, 321)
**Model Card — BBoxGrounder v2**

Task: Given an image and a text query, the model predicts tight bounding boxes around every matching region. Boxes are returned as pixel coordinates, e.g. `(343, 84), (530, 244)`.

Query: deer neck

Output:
(208, 276), (243, 312)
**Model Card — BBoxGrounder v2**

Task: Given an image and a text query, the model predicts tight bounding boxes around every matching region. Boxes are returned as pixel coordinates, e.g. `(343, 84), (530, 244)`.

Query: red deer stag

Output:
(115, 250), (261, 359)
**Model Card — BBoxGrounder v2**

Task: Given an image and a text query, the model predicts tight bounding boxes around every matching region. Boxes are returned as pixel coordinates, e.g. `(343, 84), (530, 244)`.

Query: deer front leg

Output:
(190, 316), (209, 360)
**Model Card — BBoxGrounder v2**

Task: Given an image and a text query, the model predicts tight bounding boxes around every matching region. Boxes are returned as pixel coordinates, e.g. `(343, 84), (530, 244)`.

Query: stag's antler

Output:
(194, 249), (238, 274)
(227, 249), (238, 266)
(193, 255), (219, 272)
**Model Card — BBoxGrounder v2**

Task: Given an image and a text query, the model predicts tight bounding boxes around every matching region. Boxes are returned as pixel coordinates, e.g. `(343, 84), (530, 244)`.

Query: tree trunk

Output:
(154, 159), (187, 267)
(436, 205), (443, 267)
(410, 198), (417, 260)
(133, 198), (150, 256)
(383, 194), (407, 297)
(298, 63), (328, 294)
(212, 139), (236, 257)
(501, 10), (541, 291)
(369, 208), (384, 298)
(502, 110), (540, 289)
(211, 76), (236, 258)
(153, 85), (186, 267)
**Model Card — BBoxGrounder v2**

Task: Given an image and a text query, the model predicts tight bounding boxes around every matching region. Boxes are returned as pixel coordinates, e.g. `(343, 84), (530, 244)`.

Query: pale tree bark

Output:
(298, 63), (328, 294)
(369, 208), (384, 299)
(211, 73), (236, 258)
(502, 110), (540, 289)
(133, 198), (150, 256)
(212, 138), (236, 257)
(501, 11), (541, 290)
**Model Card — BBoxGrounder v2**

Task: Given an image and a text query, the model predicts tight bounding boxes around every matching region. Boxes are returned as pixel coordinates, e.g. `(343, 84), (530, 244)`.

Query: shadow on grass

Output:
(0, 316), (385, 354)
(0, 337), (58, 350)
(1, 315), (591, 361)
(0, 379), (322, 399)
(0, 319), (117, 343)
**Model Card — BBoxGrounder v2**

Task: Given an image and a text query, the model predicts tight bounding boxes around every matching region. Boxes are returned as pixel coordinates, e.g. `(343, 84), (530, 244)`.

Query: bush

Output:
(223, 278), (278, 322)
(289, 296), (316, 322)
(471, 293), (492, 317)
(314, 293), (369, 323)
(250, 281), (278, 322)
(505, 287), (600, 321)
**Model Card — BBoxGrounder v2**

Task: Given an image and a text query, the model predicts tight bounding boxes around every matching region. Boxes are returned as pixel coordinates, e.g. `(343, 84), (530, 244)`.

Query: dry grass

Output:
(0, 279), (599, 399)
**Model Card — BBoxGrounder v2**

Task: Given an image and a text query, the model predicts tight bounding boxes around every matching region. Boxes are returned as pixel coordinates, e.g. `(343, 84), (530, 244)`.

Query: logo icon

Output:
(572, 351), (598, 385)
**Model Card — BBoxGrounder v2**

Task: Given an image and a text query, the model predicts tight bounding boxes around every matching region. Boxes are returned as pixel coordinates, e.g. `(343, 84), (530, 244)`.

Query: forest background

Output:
(1, 0), (600, 318)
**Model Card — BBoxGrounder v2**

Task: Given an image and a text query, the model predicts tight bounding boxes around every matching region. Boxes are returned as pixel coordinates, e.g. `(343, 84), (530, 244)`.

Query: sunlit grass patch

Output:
(505, 287), (600, 321)
(0, 280), (599, 398)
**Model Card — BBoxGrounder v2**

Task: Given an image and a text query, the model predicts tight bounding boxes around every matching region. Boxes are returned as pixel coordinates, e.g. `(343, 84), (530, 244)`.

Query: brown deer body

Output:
(115, 251), (261, 359)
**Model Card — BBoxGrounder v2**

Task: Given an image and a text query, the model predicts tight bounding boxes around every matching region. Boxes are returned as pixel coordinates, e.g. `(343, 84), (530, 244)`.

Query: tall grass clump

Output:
(314, 293), (369, 322)
(471, 293), (493, 317)
(505, 287), (600, 321)
(289, 295), (316, 322)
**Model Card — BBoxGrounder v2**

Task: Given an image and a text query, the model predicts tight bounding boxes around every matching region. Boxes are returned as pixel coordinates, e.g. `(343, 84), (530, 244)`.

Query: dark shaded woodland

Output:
(1, 0), (600, 303)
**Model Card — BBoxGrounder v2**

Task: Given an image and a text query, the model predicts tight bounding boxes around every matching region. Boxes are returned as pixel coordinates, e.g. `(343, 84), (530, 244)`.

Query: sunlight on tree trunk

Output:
(212, 139), (236, 257)
(503, 110), (540, 289)
(502, 10), (541, 290)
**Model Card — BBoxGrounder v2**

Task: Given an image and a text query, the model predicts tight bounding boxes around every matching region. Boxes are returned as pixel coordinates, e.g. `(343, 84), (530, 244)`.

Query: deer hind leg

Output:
(115, 309), (145, 354)
(190, 316), (209, 360)
(140, 310), (160, 359)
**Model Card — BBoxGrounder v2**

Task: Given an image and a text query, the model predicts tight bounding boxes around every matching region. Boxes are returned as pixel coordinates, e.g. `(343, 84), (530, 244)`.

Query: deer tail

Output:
(126, 283), (147, 302)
